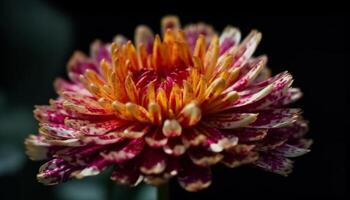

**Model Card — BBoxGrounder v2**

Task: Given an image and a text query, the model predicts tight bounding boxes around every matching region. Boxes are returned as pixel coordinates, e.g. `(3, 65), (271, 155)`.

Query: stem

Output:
(157, 183), (169, 200)
(107, 180), (114, 200)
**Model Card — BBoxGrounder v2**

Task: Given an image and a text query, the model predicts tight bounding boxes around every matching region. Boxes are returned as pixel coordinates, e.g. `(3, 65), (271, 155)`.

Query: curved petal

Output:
(219, 26), (241, 55)
(178, 160), (212, 192)
(140, 149), (167, 174)
(101, 139), (144, 163)
(188, 147), (223, 166)
(248, 108), (301, 128)
(254, 154), (294, 176)
(111, 161), (143, 187)
(227, 128), (268, 142)
(205, 113), (258, 129)
(37, 159), (76, 185)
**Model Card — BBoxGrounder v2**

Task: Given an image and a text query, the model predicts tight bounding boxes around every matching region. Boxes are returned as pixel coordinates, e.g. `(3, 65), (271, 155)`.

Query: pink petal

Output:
(177, 160), (212, 192)
(81, 132), (124, 145)
(229, 56), (267, 91)
(222, 150), (259, 168)
(37, 159), (76, 185)
(198, 126), (238, 152)
(39, 123), (79, 139)
(69, 119), (129, 136)
(248, 108), (301, 128)
(184, 23), (215, 51)
(54, 78), (90, 95)
(232, 30), (261, 68)
(90, 40), (111, 63)
(25, 135), (51, 160)
(34, 106), (67, 124)
(140, 149), (167, 174)
(272, 143), (310, 158)
(101, 138), (145, 163)
(67, 52), (99, 83)
(62, 92), (112, 115)
(227, 128), (268, 142)
(163, 137), (186, 156)
(111, 161), (143, 187)
(205, 113), (258, 129)
(135, 25), (154, 53)
(145, 128), (168, 147)
(181, 128), (207, 148)
(144, 175), (169, 186)
(255, 129), (290, 151)
(71, 158), (110, 179)
(219, 26), (241, 55)
(188, 147), (223, 166)
(229, 71), (293, 111)
(273, 88), (303, 107)
(254, 154), (294, 176)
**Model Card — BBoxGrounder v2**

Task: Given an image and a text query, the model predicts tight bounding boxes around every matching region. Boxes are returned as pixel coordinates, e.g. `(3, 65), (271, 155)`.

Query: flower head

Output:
(25, 16), (311, 192)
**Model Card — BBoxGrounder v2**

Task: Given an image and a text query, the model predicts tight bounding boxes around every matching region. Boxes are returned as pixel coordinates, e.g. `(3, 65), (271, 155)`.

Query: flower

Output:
(25, 16), (311, 192)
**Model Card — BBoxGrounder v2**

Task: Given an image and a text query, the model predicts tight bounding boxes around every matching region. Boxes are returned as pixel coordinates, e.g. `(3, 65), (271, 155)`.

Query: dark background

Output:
(1, 0), (348, 199)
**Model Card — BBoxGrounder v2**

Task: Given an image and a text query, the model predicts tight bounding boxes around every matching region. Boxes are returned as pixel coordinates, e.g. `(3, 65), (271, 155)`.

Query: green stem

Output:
(107, 180), (114, 200)
(157, 183), (169, 200)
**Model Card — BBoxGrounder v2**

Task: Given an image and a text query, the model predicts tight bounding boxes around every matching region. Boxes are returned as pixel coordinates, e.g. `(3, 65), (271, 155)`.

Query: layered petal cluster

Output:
(25, 16), (311, 192)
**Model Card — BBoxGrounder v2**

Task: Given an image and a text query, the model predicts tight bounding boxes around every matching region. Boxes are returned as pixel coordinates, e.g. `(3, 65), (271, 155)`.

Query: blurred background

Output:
(0, 0), (348, 199)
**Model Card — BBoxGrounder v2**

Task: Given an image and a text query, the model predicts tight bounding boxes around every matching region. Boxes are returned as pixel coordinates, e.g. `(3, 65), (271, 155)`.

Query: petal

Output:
(67, 51), (99, 83)
(181, 128), (207, 147)
(229, 56), (267, 91)
(206, 113), (258, 129)
(101, 139), (145, 163)
(163, 137), (186, 156)
(90, 40), (111, 63)
(222, 150), (259, 168)
(198, 126), (238, 152)
(34, 105), (67, 124)
(178, 160), (212, 192)
(274, 88), (303, 106)
(25, 135), (50, 160)
(290, 138), (313, 149)
(247, 71), (294, 110)
(62, 92), (111, 115)
(37, 159), (76, 185)
(162, 119), (182, 137)
(112, 34), (128, 47)
(188, 147), (223, 166)
(177, 102), (202, 127)
(113, 124), (150, 139)
(135, 25), (154, 53)
(144, 175), (169, 186)
(111, 161), (143, 187)
(161, 15), (181, 35)
(145, 128), (168, 147)
(81, 132), (124, 145)
(227, 128), (268, 142)
(54, 78), (89, 95)
(71, 158), (110, 179)
(229, 84), (274, 109)
(71, 119), (128, 136)
(229, 71), (293, 110)
(232, 30), (262, 67)
(163, 157), (181, 177)
(248, 108), (301, 128)
(184, 23), (216, 51)
(254, 154), (294, 176)
(39, 123), (78, 139)
(272, 143), (310, 158)
(219, 26), (241, 55)
(140, 149), (167, 174)
(255, 129), (291, 151)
